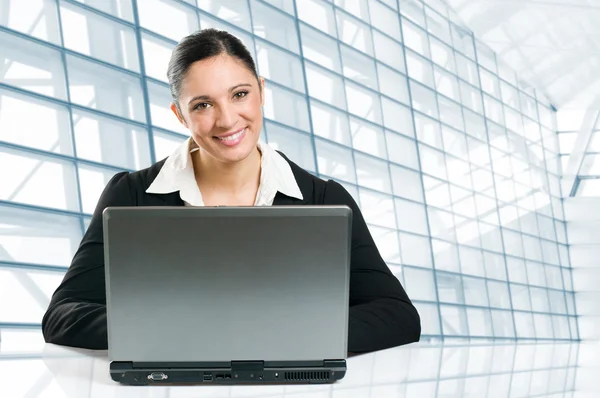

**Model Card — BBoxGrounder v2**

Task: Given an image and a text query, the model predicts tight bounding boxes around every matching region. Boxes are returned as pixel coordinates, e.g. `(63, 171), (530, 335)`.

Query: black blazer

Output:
(42, 153), (421, 353)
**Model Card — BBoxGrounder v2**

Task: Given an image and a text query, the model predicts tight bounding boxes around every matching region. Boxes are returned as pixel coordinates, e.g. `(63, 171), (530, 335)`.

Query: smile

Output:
(213, 128), (246, 147)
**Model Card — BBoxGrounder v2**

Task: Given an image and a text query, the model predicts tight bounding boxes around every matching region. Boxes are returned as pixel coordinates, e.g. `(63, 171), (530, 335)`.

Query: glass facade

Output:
(558, 120), (600, 197)
(0, 0), (577, 341)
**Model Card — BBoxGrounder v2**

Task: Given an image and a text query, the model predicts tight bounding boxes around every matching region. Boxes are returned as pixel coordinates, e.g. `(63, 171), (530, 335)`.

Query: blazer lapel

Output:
(272, 192), (305, 206)
(273, 151), (314, 206)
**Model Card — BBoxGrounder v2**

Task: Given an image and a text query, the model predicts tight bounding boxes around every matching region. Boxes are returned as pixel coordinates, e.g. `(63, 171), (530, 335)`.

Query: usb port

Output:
(203, 373), (213, 382)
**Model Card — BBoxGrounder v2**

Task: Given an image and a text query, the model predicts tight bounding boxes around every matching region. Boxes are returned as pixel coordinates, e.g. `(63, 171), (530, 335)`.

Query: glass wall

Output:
(558, 120), (600, 197)
(0, 0), (577, 341)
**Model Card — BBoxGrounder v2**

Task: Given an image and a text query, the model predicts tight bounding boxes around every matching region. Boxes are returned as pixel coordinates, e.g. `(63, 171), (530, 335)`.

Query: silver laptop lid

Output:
(103, 206), (352, 363)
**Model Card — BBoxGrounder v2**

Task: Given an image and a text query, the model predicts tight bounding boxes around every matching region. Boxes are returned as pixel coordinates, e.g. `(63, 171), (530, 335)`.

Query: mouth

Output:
(213, 128), (246, 147)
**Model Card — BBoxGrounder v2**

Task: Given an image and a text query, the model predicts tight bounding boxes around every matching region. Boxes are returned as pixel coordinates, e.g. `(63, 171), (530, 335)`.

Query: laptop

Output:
(103, 206), (352, 385)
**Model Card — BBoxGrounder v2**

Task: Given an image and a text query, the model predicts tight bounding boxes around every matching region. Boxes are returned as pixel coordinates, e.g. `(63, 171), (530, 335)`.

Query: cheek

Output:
(242, 97), (263, 121)
(188, 116), (214, 137)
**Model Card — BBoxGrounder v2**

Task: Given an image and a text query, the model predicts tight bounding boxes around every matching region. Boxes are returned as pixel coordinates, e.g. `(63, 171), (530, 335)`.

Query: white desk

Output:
(0, 329), (590, 397)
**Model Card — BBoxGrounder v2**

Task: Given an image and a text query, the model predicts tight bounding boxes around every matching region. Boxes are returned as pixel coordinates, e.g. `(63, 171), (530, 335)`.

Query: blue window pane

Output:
(463, 275), (488, 306)
(73, 110), (151, 170)
(0, 204), (82, 267)
(491, 309), (514, 338)
(305, 63), (347, 110)
(60, 2), (139, 71)
(336, 10), (373, 56)
(487, 280), (511, 309)
(0, 146), (79, 211)
(369, 0), (401, 40)
(390, 164), (424, 202)
(459, 246), (485, 277)
(359, 190), (396, 229)
(0, 268), (65, 323)
(251, 0), (299, 53)
(300, 24), (342, 73)
(310, 101), (351, 145)
(265, 123), (315, 172)
(298, 0), (337, 35)
(0, 31), (67, 100)
(67, 55), (146, 122)
(403, 267), (436, 301)
(340, 45), (378, 89)
(315, 138), (356, 183)
(377, 64), (410, 105)
(138, 0), (199, 41)
(197, 0), (251, 32)
(437, 271), (464, 304)
(351, 118), (387, 158)
(355, 153), (391, 193)
(73, 0), (134, 21)
(0, 0), (61, 43)
(263, 85), (310, 131)
(0, 88), (73, 155)
(396, 198), (429, 235)
(467, 307), (493, 337)
(413, 302), (441, 335)
(399, 232), (432, 268)
(440, 305), (468, 336)
(514, 311), (535, 338)
(345, 82), (382, 124)
(432, 239), (460, 272)
(257, 41), (305, 94)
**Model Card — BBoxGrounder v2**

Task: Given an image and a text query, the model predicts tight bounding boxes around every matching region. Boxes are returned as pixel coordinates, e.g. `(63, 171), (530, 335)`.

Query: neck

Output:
(192, 145), (262, 194)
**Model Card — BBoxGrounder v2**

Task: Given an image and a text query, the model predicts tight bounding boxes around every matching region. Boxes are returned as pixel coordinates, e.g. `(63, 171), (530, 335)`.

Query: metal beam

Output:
(562, 96), (600, 197)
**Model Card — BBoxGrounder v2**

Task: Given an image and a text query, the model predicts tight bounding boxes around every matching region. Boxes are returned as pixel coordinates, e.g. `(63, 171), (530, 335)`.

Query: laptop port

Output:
(215, 374), (224, 380)
(203, 373), (213, 382)
(147, 372), (168, 381)
(224, 374), (231, 379)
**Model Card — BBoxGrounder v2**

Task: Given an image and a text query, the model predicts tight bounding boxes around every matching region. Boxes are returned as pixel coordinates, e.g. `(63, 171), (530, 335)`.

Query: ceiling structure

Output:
(444, 0), (600, 112)
(445, 0), (600, 197)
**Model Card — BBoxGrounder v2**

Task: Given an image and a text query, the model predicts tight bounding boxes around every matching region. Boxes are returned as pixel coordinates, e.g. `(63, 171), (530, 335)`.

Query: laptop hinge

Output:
(324, 359), (346, 367)
(231, 360), (264, 371)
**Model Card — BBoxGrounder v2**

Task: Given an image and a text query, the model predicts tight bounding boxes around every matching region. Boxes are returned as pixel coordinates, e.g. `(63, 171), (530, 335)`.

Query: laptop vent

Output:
(284, 371), (330, 381)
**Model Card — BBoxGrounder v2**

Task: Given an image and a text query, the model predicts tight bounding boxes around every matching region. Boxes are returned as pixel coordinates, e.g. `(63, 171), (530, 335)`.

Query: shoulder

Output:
(275, 150), (355, 206)
(125, 158), (169, 191)
(99, 158), (168, 206)
(275, 150), (327, 201)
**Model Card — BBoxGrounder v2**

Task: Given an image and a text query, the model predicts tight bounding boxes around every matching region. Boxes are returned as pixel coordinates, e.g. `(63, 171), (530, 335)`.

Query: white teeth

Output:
(219, 129), (244, 141)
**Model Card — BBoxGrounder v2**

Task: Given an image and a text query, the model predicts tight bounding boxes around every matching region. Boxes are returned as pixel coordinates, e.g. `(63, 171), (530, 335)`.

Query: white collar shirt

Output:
(146, 137), (303, 206)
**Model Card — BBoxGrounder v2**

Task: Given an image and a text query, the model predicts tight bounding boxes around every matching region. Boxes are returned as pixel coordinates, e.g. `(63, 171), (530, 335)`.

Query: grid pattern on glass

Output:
(0, 0), (576, 341)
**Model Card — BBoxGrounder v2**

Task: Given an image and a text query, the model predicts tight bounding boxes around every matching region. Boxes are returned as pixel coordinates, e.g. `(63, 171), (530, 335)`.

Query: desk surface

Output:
(0, 329), (593, 397)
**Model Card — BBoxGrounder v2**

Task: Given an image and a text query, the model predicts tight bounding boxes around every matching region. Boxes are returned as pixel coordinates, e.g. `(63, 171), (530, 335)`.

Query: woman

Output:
(42, 29), (421, 354)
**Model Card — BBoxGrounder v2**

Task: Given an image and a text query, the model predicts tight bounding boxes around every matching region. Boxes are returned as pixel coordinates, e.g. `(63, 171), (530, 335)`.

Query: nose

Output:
(215, 103), (237, 130)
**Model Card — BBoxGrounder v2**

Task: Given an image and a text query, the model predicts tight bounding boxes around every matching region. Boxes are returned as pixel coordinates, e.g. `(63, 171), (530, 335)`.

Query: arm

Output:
(324, 180), (421, 353)
(42, 172), (132, 349)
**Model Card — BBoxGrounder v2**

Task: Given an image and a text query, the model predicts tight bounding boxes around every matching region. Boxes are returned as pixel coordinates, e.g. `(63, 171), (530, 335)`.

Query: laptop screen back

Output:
(103, 206), (351, 362)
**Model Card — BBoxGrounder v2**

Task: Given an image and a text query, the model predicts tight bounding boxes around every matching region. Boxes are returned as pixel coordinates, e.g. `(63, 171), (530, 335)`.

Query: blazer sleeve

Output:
(324, 180), (421, 353)
(42, 171), (132, 349)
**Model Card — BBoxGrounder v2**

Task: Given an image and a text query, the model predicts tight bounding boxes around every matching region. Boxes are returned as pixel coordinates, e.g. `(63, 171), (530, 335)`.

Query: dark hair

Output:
(167, 28), (259, 109)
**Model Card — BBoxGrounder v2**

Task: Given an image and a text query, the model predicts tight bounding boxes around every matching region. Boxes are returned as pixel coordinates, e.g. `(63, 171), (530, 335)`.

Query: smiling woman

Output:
(41, 28), (421, 354)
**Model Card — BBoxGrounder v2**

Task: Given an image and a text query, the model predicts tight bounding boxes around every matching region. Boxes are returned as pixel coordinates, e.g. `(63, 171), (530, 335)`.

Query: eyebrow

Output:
(187, 83), (253, 105)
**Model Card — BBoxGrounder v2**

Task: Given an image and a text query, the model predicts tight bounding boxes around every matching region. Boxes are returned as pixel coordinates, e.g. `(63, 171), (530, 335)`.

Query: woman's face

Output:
(171, 54), (264, 164)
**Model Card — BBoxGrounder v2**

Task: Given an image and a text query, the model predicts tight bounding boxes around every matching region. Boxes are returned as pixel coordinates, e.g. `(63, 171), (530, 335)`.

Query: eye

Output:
(194, 102), (211, 111)
(234, 90), (248, 99)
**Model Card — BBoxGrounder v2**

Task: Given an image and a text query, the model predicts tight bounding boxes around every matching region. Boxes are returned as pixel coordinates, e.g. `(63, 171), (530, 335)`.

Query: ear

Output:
(259, 77), (265, 107)
(170, 102), (188, 128)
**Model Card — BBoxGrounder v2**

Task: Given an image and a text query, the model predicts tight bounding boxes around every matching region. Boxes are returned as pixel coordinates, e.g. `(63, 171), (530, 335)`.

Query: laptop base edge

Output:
(110, 359), (347, 385)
